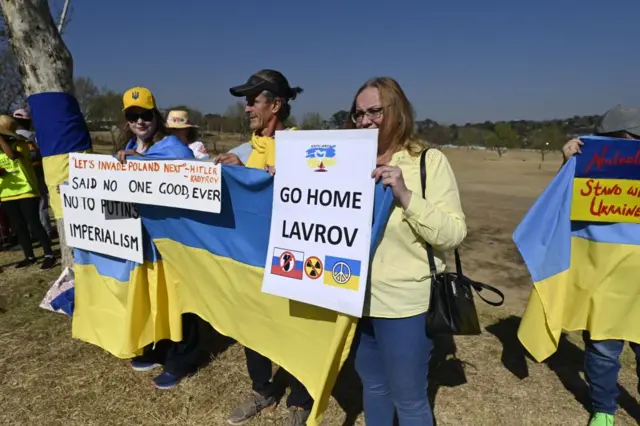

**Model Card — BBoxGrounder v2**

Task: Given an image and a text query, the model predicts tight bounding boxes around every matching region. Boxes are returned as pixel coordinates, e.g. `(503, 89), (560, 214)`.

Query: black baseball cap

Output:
(229, 71), (293, 99)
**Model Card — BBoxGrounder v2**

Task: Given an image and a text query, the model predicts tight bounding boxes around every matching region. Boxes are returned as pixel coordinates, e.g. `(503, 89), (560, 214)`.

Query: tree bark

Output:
(0, 0), (73, 94)
(1, 0), (74, 268)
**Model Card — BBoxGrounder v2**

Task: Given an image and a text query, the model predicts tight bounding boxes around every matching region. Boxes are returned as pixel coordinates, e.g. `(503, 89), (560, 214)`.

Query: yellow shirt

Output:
(0, 140), (39, 202)
(365, 148), (467, 318)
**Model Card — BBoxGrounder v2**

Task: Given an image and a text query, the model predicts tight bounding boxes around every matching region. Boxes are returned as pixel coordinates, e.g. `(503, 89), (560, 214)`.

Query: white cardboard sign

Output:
(261, 129), (378, 317)
(61, 185), (143, 263)
(68, 153), (222, 213)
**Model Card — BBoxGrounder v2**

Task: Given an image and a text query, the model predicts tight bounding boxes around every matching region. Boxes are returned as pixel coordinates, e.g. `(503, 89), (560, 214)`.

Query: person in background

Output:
(117, 87), (212, 390)
(12, 109), (56, 239)
(0, 115), (56, 270)
(561, 104), (640, 426)
(221, 69), (309, 426)
(347, 77), (467, 426)
(165, 110), (210, 159)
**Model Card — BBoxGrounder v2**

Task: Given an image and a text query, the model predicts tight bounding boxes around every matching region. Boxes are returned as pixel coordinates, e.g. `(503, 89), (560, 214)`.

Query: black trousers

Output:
(2, 197), (53, 258)
(245, 347), (313, 410)
(138, 313), (213, 376)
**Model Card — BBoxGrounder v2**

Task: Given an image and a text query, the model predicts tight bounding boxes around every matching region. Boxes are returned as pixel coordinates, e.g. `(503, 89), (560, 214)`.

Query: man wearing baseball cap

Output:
(219, 70), (311, 426)
(214, 69), (302, 168)
(562, 104), (640, 426)
(562, 105), (640, 163)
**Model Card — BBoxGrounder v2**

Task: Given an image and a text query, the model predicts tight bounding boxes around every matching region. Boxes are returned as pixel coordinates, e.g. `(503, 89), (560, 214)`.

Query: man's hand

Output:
(214, 153), (243, 166)
(562, 139), (583, 162)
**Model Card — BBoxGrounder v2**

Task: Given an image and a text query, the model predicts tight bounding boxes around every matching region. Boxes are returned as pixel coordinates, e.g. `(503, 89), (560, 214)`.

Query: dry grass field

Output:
(1, 143), (639, 426)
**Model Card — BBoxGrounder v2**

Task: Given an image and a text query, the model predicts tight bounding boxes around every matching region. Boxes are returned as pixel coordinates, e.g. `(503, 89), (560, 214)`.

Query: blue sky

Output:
(62, 0), (640, 124)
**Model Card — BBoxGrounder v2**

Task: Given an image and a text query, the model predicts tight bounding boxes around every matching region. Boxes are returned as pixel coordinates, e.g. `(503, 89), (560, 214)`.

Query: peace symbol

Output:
(331, 261), (351, 285)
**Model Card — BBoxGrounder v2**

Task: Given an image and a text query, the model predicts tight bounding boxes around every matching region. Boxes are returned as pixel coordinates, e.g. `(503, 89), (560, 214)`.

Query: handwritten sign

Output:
(60, 185), (143, 263)
(571, 137), (640, 223)
(261, 129), (378, 317)
(68, 153), (222, 213)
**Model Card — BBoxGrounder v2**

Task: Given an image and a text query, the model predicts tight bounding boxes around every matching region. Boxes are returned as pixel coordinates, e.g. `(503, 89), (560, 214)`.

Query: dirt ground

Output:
(1, 147), (639, 426)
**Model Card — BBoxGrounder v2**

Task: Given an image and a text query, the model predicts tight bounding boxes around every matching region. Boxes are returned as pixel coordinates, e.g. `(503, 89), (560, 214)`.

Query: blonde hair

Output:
(347, 77), (424, 156)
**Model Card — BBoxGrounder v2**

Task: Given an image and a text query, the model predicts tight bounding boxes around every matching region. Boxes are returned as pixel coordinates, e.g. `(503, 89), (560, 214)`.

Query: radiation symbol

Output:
(304, 256), (323, 280)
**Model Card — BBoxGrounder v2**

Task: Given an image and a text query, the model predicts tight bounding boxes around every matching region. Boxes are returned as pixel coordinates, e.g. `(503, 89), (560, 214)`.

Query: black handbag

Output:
(419, 149), (505, 336)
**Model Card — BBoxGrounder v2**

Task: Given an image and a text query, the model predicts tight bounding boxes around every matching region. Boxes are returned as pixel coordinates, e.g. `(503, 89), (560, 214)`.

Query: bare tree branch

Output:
(56, 0), (71, 34)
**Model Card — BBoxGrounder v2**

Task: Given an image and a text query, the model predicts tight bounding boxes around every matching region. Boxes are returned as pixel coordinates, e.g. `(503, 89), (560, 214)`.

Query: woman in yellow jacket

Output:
(0, 115), (56, 270)
(347, 77), (467, 426)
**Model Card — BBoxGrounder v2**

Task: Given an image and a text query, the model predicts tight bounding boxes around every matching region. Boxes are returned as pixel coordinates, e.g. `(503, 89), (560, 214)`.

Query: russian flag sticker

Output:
(271, 248), (304, 280)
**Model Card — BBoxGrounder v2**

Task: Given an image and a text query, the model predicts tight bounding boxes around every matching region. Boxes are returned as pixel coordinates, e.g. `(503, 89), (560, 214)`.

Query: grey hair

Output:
(261, 90), (293, 122)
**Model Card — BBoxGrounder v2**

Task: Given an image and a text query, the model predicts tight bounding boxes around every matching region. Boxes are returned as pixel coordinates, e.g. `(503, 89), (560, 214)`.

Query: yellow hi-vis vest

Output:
(0, 141), (37, 200)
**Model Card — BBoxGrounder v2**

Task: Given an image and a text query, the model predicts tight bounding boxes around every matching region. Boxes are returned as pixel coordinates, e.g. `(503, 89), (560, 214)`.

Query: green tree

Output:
(486, 122), (518, 157)
(457, 127), (484, 149)
(284, 115), (297, 128)
(301, 112), (323, 130)
(329, 110), (349, 129)
(532, 124), (566, 162)
(73, 77), (99, 120)
(224, 102), (248, 137)
(89, 89), (124, 151)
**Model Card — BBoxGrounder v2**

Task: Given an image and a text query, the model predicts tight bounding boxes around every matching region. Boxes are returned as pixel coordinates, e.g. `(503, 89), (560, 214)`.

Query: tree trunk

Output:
(2, 0), (75, 269)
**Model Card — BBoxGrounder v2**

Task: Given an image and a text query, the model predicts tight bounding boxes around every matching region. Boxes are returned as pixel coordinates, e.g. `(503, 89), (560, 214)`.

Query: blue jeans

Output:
(583, 331), (640, 414)
(354, 313), (434, 426)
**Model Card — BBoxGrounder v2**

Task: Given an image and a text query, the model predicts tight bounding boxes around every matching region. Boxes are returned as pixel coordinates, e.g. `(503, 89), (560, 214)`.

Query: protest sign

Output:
(571, 138), (640, 223)
(261, 129), (378, 317)
(68, 153), (221, 213)
(61, 185), (143, 263)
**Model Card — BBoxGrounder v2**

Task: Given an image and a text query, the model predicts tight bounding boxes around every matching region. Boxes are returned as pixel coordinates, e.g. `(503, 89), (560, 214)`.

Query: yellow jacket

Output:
(366, 148), (467, 318)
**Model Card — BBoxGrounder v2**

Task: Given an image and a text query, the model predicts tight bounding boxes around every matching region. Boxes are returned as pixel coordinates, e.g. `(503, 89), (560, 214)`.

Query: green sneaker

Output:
(589, 412), (614, 426)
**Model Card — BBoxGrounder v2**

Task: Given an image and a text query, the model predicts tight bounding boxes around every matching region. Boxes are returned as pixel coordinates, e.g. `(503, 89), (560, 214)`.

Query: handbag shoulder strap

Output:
(420, 149), (438, 278)
(419, 149), (463, 276)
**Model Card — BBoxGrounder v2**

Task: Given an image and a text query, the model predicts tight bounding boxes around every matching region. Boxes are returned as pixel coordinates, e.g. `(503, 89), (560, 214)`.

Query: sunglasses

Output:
(125, 110), (154, 123)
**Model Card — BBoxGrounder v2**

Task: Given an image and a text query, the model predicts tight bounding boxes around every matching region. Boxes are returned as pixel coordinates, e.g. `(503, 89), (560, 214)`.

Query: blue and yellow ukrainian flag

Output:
(514, 136), (640, 362)
(323, 256), (361, 291)
(30, 90), (395, 424)
(28, 93), (93, 218)
(72, 160), (394, 425)
(72, 229), (183, 357)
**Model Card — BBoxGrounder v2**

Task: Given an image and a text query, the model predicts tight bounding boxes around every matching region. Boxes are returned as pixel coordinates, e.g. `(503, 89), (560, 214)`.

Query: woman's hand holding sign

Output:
(372, 165), (412, 210)
(116, 149), (140, 164)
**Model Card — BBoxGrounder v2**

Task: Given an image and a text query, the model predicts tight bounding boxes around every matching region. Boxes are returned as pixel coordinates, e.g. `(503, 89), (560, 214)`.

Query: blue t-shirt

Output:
(228, 142), (252, 164)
